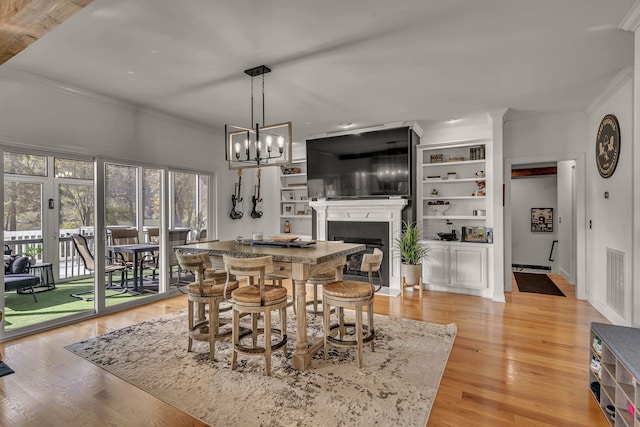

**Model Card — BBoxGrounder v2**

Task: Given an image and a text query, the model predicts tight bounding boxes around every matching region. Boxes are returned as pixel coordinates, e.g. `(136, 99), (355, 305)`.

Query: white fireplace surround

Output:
(309, 198), (407, 296)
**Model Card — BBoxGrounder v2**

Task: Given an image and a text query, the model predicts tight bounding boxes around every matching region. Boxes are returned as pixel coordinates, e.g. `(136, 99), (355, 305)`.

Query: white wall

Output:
(504, 112), (587, 294)
(585, 75), (633, 325)
(511, 175), (558, 269)
(0, 69), (281, 241)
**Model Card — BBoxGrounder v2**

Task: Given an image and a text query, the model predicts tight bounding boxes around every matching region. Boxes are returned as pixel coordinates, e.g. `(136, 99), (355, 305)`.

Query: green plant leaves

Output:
(394, 221), (429, 265)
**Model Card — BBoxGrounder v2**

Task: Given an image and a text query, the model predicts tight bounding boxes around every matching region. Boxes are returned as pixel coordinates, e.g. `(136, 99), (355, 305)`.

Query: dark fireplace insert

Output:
(327, 221), (389, 286)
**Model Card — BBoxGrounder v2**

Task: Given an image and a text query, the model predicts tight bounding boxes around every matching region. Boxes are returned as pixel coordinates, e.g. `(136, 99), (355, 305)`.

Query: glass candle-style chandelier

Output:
(226, 65), (292, 170)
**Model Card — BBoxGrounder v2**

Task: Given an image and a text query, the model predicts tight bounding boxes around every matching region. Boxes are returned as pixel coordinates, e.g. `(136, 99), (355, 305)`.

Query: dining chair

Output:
(323, 248), (383, 367)
(167, 229), (190, 283)
(223, 254), (288, 376)
(264, 267), (295, 314)
(109, 227), (140, 267)
(70, 234), (130, 301)
(305, 240), (343, 315)
(176, 250), (238, 361)
(111, 227), (158, 282)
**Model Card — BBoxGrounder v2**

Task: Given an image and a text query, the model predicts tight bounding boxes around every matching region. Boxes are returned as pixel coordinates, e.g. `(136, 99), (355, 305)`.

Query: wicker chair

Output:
(323, 248), (383, 367)
(223, 255), (288, 376)
(305, 240), (343, 315)
(176, 250), (238, 361)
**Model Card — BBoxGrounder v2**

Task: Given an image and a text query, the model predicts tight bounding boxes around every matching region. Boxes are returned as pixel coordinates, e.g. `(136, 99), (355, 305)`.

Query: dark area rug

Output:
(0, 361), (15, 377)
(514, 272), (565, 297)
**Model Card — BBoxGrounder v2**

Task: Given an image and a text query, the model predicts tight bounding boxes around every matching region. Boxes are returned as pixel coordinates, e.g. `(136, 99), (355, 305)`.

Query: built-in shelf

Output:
(423, 178), (486, 183)
(279, 159), (311, 236)
(423, 196), (486, 200)
(422, 215), (486, 220)
(423, 159), (486, 167)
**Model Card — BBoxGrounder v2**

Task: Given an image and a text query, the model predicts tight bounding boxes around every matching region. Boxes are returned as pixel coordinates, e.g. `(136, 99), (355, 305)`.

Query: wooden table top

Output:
(174, 240), (365, 264)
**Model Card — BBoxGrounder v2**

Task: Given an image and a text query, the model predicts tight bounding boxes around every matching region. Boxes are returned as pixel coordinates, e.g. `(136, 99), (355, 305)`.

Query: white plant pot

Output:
(401, 263), (423, 286)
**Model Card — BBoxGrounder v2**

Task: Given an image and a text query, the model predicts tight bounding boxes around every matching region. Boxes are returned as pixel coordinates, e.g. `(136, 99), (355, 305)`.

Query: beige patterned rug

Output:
(65, 309), (456, 426)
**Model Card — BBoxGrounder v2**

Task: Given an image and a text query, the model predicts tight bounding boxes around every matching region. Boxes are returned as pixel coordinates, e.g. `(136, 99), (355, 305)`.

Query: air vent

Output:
(606, 248), (625, 317)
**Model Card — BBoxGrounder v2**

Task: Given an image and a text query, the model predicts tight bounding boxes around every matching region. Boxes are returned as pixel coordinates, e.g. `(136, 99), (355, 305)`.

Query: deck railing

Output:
(4, 228), (94, 280)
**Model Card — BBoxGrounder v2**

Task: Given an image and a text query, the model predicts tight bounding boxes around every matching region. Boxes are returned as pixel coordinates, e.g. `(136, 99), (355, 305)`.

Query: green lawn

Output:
(3, 278), (153, 330)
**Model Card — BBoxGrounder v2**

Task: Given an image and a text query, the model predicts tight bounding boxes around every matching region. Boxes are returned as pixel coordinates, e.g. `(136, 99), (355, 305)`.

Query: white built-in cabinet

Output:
(417, 138), (492, 297)
(423, 241), (488, 295)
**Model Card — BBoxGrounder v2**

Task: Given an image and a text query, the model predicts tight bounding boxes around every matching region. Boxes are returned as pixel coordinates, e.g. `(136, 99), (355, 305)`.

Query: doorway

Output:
(504, 155), (583, 296)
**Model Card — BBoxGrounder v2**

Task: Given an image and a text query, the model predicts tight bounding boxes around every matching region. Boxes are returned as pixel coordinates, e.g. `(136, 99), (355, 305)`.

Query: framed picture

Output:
(282, 203), (295, 215)
(531, 208), (553, 232)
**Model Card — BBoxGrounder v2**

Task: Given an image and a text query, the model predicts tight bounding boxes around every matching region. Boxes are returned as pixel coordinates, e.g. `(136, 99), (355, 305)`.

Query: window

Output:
(143, 168), (161, 227)
(105, 163), (137, 227)
(4, 152), (47, 176)
(172, 171), (208, 230)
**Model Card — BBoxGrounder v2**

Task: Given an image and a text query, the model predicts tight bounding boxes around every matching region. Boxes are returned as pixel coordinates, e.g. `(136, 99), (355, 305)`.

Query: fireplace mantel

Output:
(310, 198), (407, 295)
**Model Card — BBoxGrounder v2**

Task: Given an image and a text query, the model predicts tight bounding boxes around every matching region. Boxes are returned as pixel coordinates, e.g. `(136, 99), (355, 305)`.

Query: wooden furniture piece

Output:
(305, 240), (343, 315)
(323, 248), (383, 367)
(70, 234), (130, 301)
(401, 275), (423, 298)
(176, 250), (238, 362)
(174, 240), (365, 370)
(223, 255), (288, 376)
(590, 322), (640, 426)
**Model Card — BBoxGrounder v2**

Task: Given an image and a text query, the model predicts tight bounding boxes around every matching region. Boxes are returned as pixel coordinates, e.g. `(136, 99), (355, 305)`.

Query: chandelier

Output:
(226, 65), (292, 169)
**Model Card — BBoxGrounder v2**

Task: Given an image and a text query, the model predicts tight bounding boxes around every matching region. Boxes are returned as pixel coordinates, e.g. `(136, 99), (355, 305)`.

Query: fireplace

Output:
(328, 221), (389, 286)
(310, 198), (406, 294)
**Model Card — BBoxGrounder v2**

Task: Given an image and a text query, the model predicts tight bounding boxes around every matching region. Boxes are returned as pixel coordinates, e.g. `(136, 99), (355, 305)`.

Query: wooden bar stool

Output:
(323, 248), (383, 367)
(223, 255), (288, 376)
(305, 241), (342, 315)
(176, 250), (238, 361)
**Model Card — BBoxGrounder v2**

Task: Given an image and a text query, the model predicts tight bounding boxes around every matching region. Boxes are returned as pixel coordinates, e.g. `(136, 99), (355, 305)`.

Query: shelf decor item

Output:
(427, 201), (450, 215)
(282, 190), (295, 201)
(282, 203), (295, 215)
(394, 221), (429, 289)
(430, 153), (443, 163)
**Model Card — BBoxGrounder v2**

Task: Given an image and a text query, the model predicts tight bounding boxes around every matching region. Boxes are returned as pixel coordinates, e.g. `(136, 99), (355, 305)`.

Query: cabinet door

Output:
(424, 246), (449, 285)
(450, 247), (487, 289)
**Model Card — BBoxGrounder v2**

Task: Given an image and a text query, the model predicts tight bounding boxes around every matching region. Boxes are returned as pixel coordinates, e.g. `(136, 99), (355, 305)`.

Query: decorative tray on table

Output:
(236, 236), (316, 248)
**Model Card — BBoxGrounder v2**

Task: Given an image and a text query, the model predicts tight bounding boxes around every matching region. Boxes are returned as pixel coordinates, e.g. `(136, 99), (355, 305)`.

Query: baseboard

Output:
(512, 263), (551, 271)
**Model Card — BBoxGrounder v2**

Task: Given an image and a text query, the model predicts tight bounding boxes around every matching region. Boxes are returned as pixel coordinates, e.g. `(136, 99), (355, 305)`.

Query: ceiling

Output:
(0, 0), (636, 142)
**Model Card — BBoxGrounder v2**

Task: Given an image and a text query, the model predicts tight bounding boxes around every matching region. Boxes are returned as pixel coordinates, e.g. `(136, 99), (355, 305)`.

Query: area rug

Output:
(514, 272), (565, 297)
(65, 309), (456, 426)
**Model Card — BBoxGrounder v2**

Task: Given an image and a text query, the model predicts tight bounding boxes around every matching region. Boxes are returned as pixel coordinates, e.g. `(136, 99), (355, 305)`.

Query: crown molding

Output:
(0, 66), (220, 133)
(620, 0), (640, 31)
(585, 66), (634, 115)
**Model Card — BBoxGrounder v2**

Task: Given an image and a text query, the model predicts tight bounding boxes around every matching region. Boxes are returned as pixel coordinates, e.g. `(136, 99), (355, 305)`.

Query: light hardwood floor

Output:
(0, 275), (609, 426)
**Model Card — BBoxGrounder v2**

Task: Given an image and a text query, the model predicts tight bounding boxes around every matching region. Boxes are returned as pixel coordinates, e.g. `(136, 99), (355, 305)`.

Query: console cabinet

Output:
(590, 322), (640, 426)
(422, 241), (488, 295)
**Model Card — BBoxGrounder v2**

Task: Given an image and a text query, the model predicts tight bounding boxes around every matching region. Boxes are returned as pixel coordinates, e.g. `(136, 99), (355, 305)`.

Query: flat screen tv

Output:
(306, 127), (412, 199)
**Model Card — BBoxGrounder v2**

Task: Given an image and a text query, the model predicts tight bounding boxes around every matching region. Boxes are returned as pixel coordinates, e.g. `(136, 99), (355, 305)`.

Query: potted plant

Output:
(394, 221), (429, 287)
(24, 246), (42, 264)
